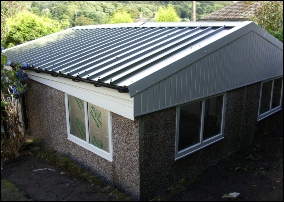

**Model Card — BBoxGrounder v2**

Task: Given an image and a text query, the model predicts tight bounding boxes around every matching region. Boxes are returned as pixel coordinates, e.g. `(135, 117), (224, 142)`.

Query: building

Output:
(2, 21), (283, 200)
(200, 1), (262, 21)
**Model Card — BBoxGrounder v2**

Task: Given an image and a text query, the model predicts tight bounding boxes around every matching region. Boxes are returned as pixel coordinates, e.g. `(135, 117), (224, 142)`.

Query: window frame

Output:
(65, 93), (113, 161)
(258, 77), (283, 121)
(175, 93), (226, 160)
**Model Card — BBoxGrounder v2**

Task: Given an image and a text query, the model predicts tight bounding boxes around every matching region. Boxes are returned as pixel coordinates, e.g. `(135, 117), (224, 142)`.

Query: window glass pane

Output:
(68, 95), (86, 141)
(272, 78), (282, 109)
(203, 95), (223, 141)
(88, 103), (109, 152)
(260, 81), (272, 114)
(178, 101), (202, 151)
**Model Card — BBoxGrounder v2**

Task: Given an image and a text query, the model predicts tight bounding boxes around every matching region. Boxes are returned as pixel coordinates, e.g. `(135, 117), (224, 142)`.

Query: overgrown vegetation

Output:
(1, 53), (29, 162)
(1, 2), (29, 162)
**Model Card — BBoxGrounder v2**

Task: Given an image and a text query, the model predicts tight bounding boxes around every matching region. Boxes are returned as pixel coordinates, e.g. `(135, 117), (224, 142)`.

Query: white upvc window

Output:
(175, 94), (226, 160)
(258, 77), (283, 121)
(65, 94), (112, 161)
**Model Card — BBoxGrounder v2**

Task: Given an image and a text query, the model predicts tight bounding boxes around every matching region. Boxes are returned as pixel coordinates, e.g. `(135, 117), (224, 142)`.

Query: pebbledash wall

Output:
(26, 79), (141, 199)
(25, 78), (282, 200)
(138, 82), (262, 200)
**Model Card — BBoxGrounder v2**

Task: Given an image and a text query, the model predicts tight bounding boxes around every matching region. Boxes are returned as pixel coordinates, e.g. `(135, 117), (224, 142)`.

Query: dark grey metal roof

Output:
(3, 21), (248, 93)
(2, 21), (283, 117)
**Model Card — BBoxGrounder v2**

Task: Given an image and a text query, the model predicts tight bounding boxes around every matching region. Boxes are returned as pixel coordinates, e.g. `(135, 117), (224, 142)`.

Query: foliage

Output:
(249, 1), (283, 42)
(155, 4), (180, 22)
(4, 11), (65, 48)
(1, 1), (24, 46)
(1, 51), (28, 161)
(74, 15), (94, 26)
(109, 10), (134, 24)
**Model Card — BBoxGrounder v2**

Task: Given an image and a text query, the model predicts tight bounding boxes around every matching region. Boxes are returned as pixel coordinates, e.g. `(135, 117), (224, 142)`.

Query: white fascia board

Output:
(25, 70), (134, 120)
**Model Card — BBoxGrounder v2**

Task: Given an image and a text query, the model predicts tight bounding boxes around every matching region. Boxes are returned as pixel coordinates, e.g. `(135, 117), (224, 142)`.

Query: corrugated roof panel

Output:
(2, 21), (282, 116)
(111, 27), (228, 86)
(50, 27), (159, 72)
(77, 27), (192, 79)
(3, 22), (231, 87)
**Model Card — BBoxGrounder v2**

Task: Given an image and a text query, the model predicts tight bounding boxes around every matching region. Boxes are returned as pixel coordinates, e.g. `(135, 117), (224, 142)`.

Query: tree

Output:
(74, 15), (94, 26)
(4, 11), (63, 48)
(109, 10), (134, 24)
(155, 4), (180, 22)
(250, 1), (283, 42)
(50, 3), (69, 21)
(1, 1), (24, 46)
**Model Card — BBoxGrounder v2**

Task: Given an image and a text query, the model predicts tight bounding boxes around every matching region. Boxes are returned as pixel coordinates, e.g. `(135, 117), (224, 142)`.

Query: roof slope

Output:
(200, 1), (262, 21)
(2, 21), (282, 100)
(2, 21), (247, 93)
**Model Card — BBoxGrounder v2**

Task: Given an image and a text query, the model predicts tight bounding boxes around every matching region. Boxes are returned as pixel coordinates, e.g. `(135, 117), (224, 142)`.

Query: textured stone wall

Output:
(139, 83), (262, 200)
(138, 108), (176, 201)
(112, 113), (140, 199)
(26, 79), (140, 199)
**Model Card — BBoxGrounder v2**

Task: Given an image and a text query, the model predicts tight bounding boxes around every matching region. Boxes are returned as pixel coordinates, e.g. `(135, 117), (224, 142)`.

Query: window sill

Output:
(67, 135), (112, 162)
(258, 106), (282, 121)
(175, 135), (224, 161)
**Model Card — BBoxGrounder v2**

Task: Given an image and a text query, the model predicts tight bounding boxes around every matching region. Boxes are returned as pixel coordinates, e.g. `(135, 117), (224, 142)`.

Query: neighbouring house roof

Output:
(2, 21), (283, 117)
(200, 1), (263, 21)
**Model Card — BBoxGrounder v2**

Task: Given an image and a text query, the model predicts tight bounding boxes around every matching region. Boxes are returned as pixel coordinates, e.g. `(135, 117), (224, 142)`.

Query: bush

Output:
(4, 11), (63, 48)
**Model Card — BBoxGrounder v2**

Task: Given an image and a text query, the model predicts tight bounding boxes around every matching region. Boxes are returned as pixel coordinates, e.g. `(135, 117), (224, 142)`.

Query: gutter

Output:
(9, 63), (129, 93)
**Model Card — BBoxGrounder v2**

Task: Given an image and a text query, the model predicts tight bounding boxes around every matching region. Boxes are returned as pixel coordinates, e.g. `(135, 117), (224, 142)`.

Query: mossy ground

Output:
(36, 149), (133, 201)
(1, 179), (32, 201)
